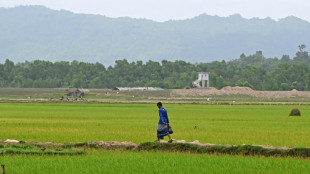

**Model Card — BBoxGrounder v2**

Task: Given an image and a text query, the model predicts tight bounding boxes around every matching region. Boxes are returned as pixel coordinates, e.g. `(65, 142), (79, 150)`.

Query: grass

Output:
(138, 142), (310, 158)
(3, 141), (310, 158)
(0, 103), (310, 147)
(0, 150), (310, 174)
(0, 143), (85, 155)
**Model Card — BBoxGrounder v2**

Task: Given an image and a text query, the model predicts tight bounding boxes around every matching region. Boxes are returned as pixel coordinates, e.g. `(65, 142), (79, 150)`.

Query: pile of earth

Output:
(171, 86), (310, 99)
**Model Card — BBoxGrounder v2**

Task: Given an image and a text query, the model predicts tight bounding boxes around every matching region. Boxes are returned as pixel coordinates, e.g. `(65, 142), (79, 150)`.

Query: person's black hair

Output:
(157, 102), (162, 106)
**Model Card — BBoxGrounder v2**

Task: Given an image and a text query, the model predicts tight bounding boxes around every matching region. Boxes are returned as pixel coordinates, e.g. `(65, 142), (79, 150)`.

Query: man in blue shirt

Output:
(156, 102), (173, 143)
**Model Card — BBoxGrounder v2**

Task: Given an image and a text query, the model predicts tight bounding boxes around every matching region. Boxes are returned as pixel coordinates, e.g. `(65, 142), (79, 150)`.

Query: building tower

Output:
(192, 72), (209, 88)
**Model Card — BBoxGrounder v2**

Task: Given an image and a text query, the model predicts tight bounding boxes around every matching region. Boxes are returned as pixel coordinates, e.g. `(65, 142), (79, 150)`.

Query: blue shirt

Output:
(158, 107), (169, 124)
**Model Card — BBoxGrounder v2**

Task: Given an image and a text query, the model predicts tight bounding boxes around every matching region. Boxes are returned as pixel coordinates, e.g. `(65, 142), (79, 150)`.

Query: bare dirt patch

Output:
(171, 86), (310, 99)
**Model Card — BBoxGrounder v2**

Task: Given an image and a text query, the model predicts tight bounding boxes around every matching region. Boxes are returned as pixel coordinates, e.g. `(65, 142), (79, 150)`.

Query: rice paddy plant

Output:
(0, 103), (309, 147)
(0, 150), (310, 174)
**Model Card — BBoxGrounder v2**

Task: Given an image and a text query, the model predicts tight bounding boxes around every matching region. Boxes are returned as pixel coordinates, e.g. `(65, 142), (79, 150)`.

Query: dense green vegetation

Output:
(1, 103), (310, 173)
(0, 143), (85, 155)
(0, 103), (309, 147)
(1, 6), (310, 64)
(138, 143), (310, 158)
(1, 151), (309, 174)
(0, 46), (309, 90)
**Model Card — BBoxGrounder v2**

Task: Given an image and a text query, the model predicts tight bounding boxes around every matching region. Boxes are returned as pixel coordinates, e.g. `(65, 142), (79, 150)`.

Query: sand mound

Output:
(220, 86), (254, 92)
(170, 86), (310, 100)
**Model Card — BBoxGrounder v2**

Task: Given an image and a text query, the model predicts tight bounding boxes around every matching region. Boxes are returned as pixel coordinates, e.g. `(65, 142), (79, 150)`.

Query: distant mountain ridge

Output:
(0, 6), (310, 65)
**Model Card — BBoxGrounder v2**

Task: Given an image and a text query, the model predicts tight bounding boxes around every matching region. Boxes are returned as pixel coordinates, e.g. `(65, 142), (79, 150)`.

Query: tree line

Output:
(0, 45), (309, 91)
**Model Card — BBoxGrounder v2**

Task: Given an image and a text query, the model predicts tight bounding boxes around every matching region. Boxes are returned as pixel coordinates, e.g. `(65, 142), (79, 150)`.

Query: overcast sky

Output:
(0, 0), (310, 22)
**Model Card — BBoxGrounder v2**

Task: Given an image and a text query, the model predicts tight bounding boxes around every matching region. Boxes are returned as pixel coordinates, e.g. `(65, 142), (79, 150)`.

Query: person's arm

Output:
(159, 110), (166, 124)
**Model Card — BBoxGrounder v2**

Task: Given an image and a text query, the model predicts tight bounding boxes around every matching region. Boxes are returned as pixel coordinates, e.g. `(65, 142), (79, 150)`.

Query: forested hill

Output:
(1, 6), (310, 65)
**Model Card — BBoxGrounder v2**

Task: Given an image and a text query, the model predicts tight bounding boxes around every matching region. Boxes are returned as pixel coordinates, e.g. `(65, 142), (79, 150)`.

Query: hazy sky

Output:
(0, 0), (310, 22)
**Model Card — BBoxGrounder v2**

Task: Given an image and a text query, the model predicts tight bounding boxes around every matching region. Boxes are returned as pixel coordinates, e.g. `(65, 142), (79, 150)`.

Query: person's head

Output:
(157, 102), (162, 109)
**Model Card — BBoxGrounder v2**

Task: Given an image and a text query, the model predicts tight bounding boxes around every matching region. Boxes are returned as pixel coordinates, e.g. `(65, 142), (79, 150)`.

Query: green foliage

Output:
(0, 47), (309, 90)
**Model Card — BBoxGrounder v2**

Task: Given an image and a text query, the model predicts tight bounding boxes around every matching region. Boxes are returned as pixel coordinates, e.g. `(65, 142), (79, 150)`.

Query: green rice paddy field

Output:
(1, 103), (310, 173)
(1, 151), (310, 174)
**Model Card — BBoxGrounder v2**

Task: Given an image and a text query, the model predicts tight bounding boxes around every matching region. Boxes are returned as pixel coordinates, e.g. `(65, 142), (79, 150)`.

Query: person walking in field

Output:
(155, 102), (173, 143)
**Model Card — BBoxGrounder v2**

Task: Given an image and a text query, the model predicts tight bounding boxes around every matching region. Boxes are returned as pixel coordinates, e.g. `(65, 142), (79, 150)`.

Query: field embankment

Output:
(2, 140), (310, 158)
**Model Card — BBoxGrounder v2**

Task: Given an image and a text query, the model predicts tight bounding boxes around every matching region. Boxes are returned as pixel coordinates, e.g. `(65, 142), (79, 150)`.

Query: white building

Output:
(192, 72), (209, 88)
